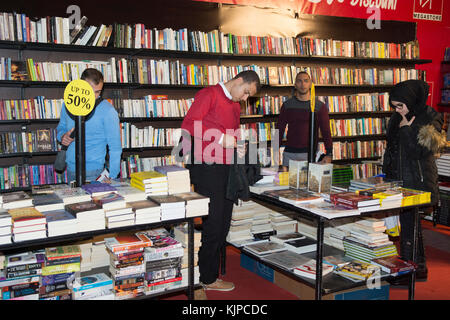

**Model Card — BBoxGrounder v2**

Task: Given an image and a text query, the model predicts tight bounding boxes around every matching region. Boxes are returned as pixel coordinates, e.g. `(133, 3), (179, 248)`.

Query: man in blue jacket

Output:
(56, 68), (122, 182)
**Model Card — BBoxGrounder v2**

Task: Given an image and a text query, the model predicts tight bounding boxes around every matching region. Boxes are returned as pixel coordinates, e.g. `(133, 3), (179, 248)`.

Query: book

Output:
(65, 201), (104, 219)
(356, 217), (385, 228)
(293, 259), (334, 279)
(81, 183), (117, 197)
(330, 192), (380, 208)
(53, 187), (91, 205)
(284, 237), (317, 254)
(288, 160), (308, 189)
(243, 241), (286, 256)
(260, 250), (311, 270)
(147, 194), (185, 209)
(297, 201), (361, 219)
(334, 260), (380, 281)
(8, 207), (46, 228)
(45, 245), (81, 261)
(350, 176), (393, 189)
(0, 210), (12, 227)
(1, 191), (33, 209)
(370, 255), (417, 274)
(263, 188), (322, 205)
(127, 199), (160, 214)
(323, 255), (351, 269)
(269, 232), (306, 244)
(130, 171), (167, 183)
(72, 273), (113, 292)
(92, 192), (126, 210)
(6, 251), (45, 268)
(105, 233), (153, 253)
(32, 193), (64, 212)
(10, 60), (28, 81)
(42, 210), (76, 228)
(35, 129), (53, 152)
(308, 163), (333, 193)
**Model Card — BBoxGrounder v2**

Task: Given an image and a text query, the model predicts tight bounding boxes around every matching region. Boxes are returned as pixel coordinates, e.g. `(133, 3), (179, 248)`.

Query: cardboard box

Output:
(274, 271), (389, 300)
(240, 254), (275, 283)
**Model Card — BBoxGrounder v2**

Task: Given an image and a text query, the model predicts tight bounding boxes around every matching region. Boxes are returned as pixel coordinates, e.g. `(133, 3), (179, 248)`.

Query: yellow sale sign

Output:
(63, 79), (95, 116)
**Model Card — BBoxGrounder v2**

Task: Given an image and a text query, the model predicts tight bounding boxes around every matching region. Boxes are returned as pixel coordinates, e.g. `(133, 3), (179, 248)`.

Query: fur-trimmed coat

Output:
(383, 81), (446, 205)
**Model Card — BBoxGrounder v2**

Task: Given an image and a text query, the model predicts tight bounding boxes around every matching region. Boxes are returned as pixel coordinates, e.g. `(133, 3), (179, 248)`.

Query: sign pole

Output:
(309, 82), (316, 163)
(63, 79), (95, 187)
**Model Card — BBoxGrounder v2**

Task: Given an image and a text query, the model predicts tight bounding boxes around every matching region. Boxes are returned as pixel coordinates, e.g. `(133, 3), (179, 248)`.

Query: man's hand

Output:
(399, 114), (415, 128)
(221, 133), (237, 149)
(61, 128), (75, 147)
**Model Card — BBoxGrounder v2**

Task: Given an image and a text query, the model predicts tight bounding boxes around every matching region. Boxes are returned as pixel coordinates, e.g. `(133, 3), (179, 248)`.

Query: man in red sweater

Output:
(276, 71), (333, 167)
(181, 70), (260, 295)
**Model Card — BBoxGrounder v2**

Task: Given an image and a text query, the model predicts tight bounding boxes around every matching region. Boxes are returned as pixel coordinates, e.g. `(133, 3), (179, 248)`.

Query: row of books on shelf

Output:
(0, 166), (208, 244)
(330, 140), (386, 161)
(329, 117), (389, 137)
(0, 93), (393, 122)
(0, 128), (57, 154)
(120, 155), (180, 180)
(120, 123), (182, 149)
(436, 152), (450, 177)
(0, 11), (421, 60)
(0, 97), (63, 121)
(0, 224), (201, 300)
(0, 164), (67, 191)
(0, 56), (426, 87)
(228, 207), (417, 282)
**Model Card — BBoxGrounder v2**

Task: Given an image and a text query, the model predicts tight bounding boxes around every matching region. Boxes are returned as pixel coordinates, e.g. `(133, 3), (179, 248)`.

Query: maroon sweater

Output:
(276, 96), (333, 155)
(181, 84), (241, 164)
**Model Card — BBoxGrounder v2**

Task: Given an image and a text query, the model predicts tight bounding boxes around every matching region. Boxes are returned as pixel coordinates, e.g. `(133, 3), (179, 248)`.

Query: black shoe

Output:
(388, 267), (428, 287)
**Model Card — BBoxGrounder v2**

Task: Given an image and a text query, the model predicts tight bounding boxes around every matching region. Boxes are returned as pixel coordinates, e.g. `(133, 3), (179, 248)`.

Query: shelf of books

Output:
(0, 166), (210, 300)
(228, 169), (431, 299)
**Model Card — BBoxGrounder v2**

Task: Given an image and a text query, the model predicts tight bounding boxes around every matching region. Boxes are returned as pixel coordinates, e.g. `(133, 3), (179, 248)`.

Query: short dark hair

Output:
(296, 71), (311, 79)
(234, 70), (261, 92)
(81, 68), (104, 84)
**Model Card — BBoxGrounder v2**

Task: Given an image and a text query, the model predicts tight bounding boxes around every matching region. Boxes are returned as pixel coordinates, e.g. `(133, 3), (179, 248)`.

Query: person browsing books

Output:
(383, 79), (446, 285)
(181, 70), (260, 295)
(56, 68), (122, 183)
(276, 71), (333, 168)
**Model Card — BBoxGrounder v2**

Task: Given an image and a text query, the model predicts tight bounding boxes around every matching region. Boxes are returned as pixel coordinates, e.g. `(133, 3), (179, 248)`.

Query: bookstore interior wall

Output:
(0, 1), (431, 191)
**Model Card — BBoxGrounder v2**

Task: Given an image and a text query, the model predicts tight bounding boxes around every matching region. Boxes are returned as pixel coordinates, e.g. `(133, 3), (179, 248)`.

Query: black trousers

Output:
(399, 209), (426, 266)
(190, 164), (234, 284)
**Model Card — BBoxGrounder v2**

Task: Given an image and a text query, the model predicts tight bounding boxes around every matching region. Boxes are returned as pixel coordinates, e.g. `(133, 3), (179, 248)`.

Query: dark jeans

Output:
(190, 164), (234, 285)
(399, 209), (426, 266)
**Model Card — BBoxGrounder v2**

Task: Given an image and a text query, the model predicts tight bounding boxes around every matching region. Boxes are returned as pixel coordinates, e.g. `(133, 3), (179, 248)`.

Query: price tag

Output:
(63, 79), (96, 116)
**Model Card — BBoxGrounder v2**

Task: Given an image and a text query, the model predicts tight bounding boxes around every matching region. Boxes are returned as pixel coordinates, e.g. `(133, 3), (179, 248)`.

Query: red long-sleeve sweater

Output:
(181, 84), (241, 164)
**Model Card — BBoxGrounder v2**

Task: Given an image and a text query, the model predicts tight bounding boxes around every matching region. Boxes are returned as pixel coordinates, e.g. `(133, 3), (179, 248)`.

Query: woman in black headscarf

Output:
(383, 80), (446, 284)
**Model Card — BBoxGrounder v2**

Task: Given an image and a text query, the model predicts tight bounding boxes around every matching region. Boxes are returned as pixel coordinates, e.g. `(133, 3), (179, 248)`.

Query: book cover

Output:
(260, 250), (311, 270)
(81, 183), (117, 195)
(269, 232), (306, 244)
(72, 273), (113, 292)
(284, 237), (317, 254)
(288, 160), (308, 189)
(153, 165), (188, 176)
(244, 241), (286, 255)
(148, 194), (185, 207)
(42, 210), (76, 225)
(130, 171), (167, 183)
(32, 193), (64, 207)
(293, 259), (334, 279)
(263, 188), (322, 205)
(45, 245), (81, 260)
(10, 60), (28, 81)
(2, 191), (32, 203)
(297, 201), (360, 218)
(92, 192), (125, 206)
(370, 255), (417, 274)
(174, 192), (209, 204)
(308, 163), (333, 193)
(36, 129), (52, 152)
(128, 200), (160, 211)
(334, 260), (380, 281)
(6, 251), (45, 267)
(330, 192), (380, 208)
(65, 201), (103, 215)
(53, 187), (91, 204)
(8, 207), (46, 227)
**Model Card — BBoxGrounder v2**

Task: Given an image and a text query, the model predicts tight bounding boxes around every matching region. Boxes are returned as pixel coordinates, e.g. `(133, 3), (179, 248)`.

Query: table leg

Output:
(408, 207), (419, 300)
(315, 218), (325, 300)
(188, 218), (194, 300)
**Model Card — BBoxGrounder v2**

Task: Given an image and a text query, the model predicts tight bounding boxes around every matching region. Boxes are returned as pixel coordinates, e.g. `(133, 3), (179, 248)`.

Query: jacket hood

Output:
(389, 80), (429, 115)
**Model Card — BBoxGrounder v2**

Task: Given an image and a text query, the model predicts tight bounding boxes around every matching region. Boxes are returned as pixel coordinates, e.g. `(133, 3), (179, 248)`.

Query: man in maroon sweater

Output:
(276, 71), (333, 167)
(181, 70), (260, 295)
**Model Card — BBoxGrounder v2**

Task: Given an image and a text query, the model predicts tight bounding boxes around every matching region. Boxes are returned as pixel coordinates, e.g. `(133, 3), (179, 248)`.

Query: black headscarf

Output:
(388, 80), (429, 117)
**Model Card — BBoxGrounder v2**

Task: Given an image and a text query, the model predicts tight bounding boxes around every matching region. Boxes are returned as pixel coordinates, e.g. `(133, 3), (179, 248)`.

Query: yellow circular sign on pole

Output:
(63, 79), (96, 116)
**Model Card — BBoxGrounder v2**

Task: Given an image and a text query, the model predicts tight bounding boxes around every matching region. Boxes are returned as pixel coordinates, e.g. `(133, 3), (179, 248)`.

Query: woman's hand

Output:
(399, 114), (415, 127)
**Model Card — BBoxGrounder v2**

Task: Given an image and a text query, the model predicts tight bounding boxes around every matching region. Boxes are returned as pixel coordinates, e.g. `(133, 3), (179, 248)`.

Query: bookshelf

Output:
(0, 11), (431, 191)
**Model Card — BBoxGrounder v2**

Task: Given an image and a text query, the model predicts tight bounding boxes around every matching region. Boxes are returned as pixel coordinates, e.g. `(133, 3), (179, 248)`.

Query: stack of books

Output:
(330, 191), (381, 212)
(293, 259), (334, 280)
(371, 189), (403, 209)
(173, 224), (201, 270)
(78, 242), (93, 272)
(270, 212), (297, 235)
(53, 186), (91, 205)
(283, 237), (317, 254)
(263, 188), (323, 206)
(105, 233), (153, 300)
(81, 183), (118, 197)
(370, 255), (417, 276)
(148, 195), (185, 221)
(91, 240), (110, 269)
(143, 228), (184, 294)
(333, 260), (381, 282)
(128, 200), (161, 225)
(92, 192), (134, 228)
(343, 217), (398, 263)
(349, 176), (399, 192)
(174, 192), (209, 218)
(1, 191), (33, 210)
(8, 207), (47, 242)
(42, 209), (77, 237)
(65, 201), (105, 233)
(226, 202), (255, 245)
(0, 209), (12, 245)
(154, 165), (191, 194)
(251, 211), (274, 239)
(112, 181), (147, 202)
(244, 241), (286, 256)
(72, 273), (114, 300)
(41, 245), (82, 300)
(1, 251), (44, 300)
(31, 193), (65, 212)
(130, 171), (168, 196)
